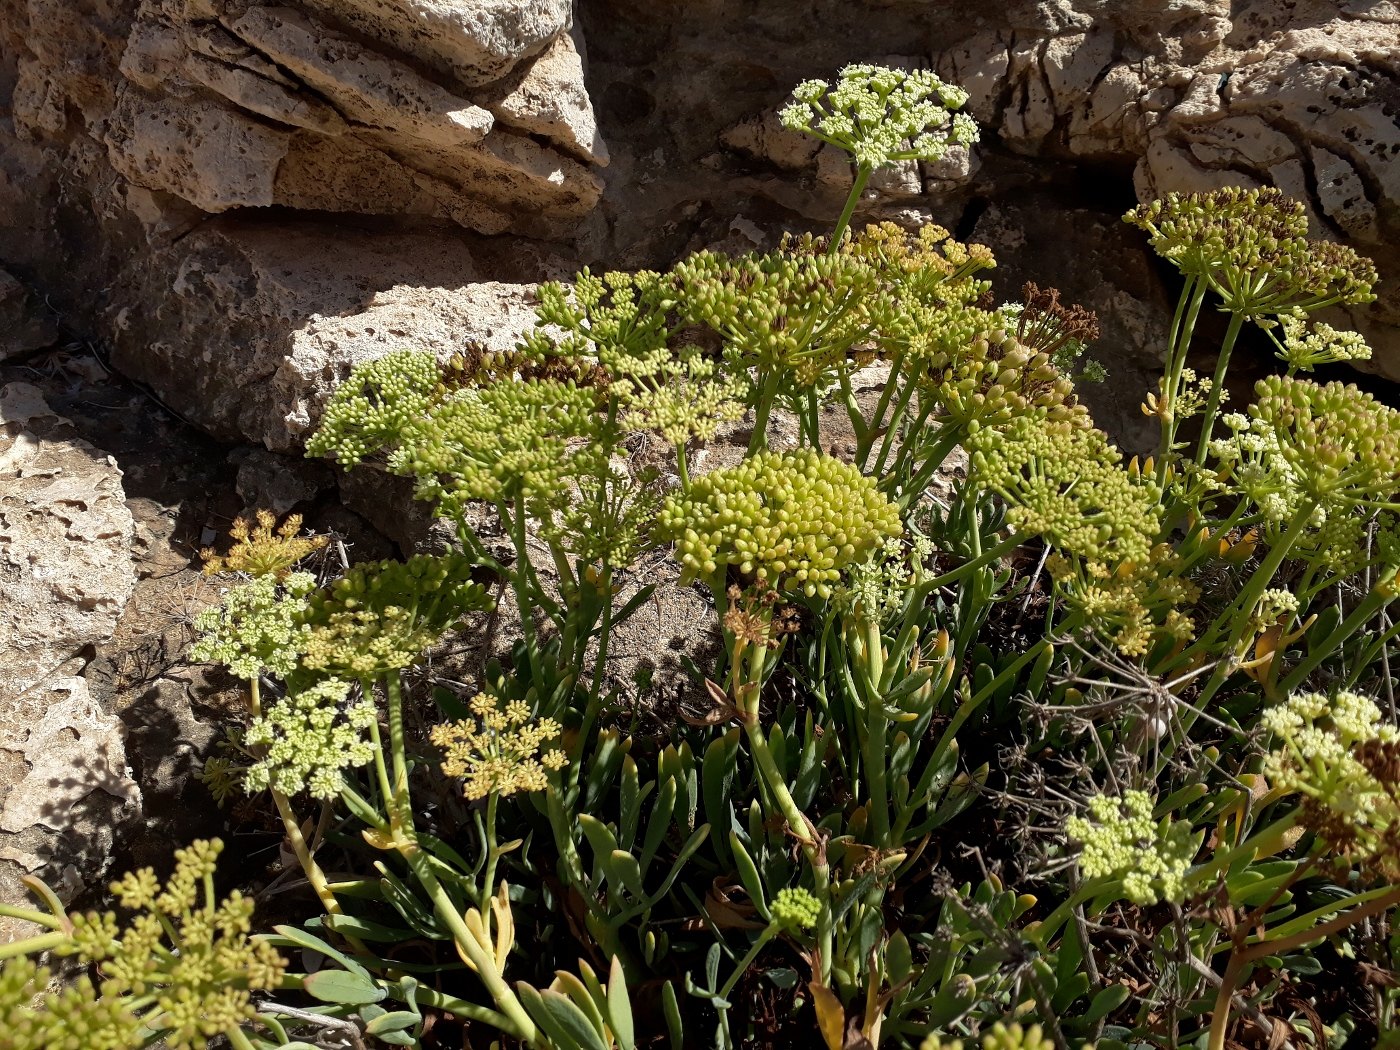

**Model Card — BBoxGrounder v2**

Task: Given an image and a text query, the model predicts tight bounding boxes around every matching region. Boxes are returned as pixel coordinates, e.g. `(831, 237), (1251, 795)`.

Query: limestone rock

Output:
(0, 677), (141, 944)
(299, 0), (573, 88)
(0, 384), (136, 705)
(91, 1), (606, 236)
(483, 27), (609, 166)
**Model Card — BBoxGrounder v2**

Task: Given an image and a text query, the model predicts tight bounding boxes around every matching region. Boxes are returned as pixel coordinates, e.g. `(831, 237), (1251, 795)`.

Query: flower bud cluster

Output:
(971, 417), (1162, 568)
(917, 328), (1086, 432)
(1125, 188), (1376, 315)
(190, 572), (317, 680)
(1211, 376), (1400, 517)
(531, 269), (748, 447)
(1047, 546), (1200, 657)
(306, 350), (442, 466)
(244, 678), (375, 799)
(770, 887), (822, 931)
(396, 375), (608, 518)
(1066, 791), (1196, 905)
(844, 222), (996, 311)
(51, 840), (285, 1049)
(432, 692), (567, 800)
(1, 957), (142, 1050)
(672, 236), (886, 393)
(659, 449), (903, 599)
(298, 553), (492, 677)
(921, 1022), (1079, 1050)
(779, 64), (978, 170)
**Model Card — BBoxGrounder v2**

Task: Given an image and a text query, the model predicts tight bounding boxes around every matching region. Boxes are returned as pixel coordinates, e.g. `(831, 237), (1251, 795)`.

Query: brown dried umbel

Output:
(1016, 282), (1101, 359)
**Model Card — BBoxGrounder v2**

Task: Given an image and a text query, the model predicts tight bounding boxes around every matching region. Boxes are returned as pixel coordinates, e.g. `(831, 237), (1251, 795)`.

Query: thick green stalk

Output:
(398, 844), (537, 1042)
(1158, 276), (1208, 484)
(830, 162), (873, 251)
(0, 930), (67, 961)
(1193, 310), (1246, 466)
(748, 371), (781, 455)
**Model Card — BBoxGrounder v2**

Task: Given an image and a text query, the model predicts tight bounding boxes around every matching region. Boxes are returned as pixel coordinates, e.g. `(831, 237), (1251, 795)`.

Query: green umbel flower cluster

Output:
(245, 678), (375, 799)
(835, 534), (936, 625)
(1124, 187), (1376, 316)
(1046, 545), (1200, 657)
(672, 235), (888, 394)
(1, 958), (142, 1050)
(770, 887), (822, 931)
(917, 328), (1086, 432)
(307, 350), (610, 520)
(659, 449), (903, 599)
(1066, 791), (1197, 905)
(844, 222), (996, 312)
(532, 269), (747, 447)
(1262, 691), (1400, 877)
(921, 1022), (1087, 1050)
(1274, 316), (1372, 374)
(1211, 376), (1400, 522)
(779, 64), (978, 169)
(970, 417), (1162, 568)
(190, 572), (317, 680)
(305, 350), (441, 466)
(299, 553), (493, 677)
(53, 840), (286, 1049)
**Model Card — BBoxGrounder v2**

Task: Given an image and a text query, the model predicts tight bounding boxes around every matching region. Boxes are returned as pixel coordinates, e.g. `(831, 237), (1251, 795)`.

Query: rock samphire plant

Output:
(7, 62), (1400, 1049)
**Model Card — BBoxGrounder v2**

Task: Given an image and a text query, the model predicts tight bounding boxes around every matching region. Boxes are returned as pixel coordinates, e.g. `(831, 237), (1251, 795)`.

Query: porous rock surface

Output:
(0, 384), (140, 941)
(0, 383), (135, 703)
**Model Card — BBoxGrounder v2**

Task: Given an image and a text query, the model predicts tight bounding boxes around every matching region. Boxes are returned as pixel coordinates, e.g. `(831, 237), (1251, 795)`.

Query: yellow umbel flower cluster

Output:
(55, 839), (285, 1050)
(200, 509), (327, 579)
(659, 449), (903, 599)
(432, 693), (567, 800)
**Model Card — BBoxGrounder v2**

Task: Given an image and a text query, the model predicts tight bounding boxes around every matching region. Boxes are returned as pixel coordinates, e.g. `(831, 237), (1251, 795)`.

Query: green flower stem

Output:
(1183, 812), (1302, 896)
(1028, 876), (1111, 949)
(247, 678), (363, 952)
(383, 673), (411, 823)
(1246, 880), (1400, 944)
(0, 902), (62, 931)
(389, 980), (515, 1029)
(733, 633), (834, 980)
(749, 372), (781, 455)
(1192, 310), (1246, 466)
(1161, 502), (1315, 690)
(379, 676), (535, 1041)
(718, 922), (781, 1002)
(1207, 883), (1400, 1050)
(1158, 276), (1208, 483)
(859, 352), (905, 459)
(840, 371), (870, 453)
(479, 791), (500, 939)
(398, 842), (537, 1043)
(500, 498), (545, 687)
(1343, 615), (1400, 691)
(863, 666), (892, 846)
(0, 930), (67, 960)
(1275, 584), (1395, 696)
(830, 162), (873, 251)
(674, 442), (691, 490)
(870, 375), (918, 476)
(892, 424), (962, 508)
(226, 1025), (259, 1050)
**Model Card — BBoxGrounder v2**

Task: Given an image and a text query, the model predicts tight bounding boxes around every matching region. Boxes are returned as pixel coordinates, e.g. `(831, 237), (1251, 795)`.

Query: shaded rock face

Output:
(1, 0), (1399, 456)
